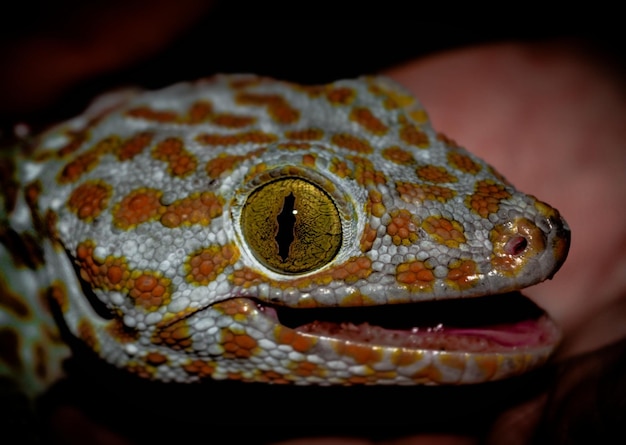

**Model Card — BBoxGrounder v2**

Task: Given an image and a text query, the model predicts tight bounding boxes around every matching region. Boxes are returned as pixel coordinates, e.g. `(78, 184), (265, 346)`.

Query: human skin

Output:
(2, 15), (625, 443)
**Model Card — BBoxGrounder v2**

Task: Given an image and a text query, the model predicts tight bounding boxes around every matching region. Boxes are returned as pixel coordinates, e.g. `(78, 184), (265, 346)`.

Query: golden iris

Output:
(241, 178), (342, 274)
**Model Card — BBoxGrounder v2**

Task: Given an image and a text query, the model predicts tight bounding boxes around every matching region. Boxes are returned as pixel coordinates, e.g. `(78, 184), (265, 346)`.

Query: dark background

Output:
(1, 2), (624, 128)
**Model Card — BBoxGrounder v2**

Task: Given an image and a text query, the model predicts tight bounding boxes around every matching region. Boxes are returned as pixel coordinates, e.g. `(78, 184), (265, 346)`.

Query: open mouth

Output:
(256, 292), (559, 354)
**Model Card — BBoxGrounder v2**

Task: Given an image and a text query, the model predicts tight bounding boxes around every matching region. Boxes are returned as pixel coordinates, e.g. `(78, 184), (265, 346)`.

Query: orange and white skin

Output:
(0, 74), (569, 395)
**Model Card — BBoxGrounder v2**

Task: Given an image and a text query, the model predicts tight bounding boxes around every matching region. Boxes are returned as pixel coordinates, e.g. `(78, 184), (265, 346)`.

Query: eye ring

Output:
(240, 177), (342, 274)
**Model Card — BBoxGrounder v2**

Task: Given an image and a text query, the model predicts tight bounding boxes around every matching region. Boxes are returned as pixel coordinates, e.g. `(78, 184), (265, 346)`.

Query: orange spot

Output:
(467, 179), (511, 218)
(76, 240), (169, 311)
(22, 181), (41, 215)
(391, 349), (423, 367)
(350, 107), (388, 135)
(152, 137), (198, 177)
(421, 216), (466, 248)
(145, 352), (168, 366)
(396, 260), (435, 291)
(127, 271), (171, 311)
(186, 244), (240, 286)
(77, 319), (99, 352)
(276, 142), (313, 151)
(0, 275), (31, 318)
(229, 76), (264, 89)
(67, 180), (112, 221)
(329, 158), (351, 178)
(359, 223), (377, 253)
(210, 113), (256, 128)
(107, 265), (124, 285)
(127, 100), (255, 128)
(439, 353), (467, 371)
(347, 155), (387, 185)
(292, 361), (323, 378)
(232, 257), (371, 294)
(160, 191), (223, 228)
(399, 115), (429, 148)
(346, 376), (370, 384)
(126, 363), (154, 379)
(45, 210), (62, 250)
(416, 165), (458, 183)
(257, 370), (289, 384)
(446, 259), (479, 290)
(436, 133), (459, 147)
(327, 256), (372, 284)
(126, 106), (178, 122)
(48, 281), (69, 314)
(381, 146), (415, 165)
(196, 131), (278, 146)
(447, 151), (482, 174)
(325, 86), (355, 105)
(221, 329), (257, 358)
(335, 341), (382, 365)
(331, 134), (373, 154)
(184, 101), (213, 123)
(229, 267), (266, 288)
(183, 359), (216, 377)
(409, 110), (429, 123)
(366, 189), (386, 218)
(302, 153), (316, 166)
(112, 188), (164, 229)
(275, 326), (317, 353)
(284, 128), (324, 140)
(473, 354), (500, 380)
(396, 181), (456, 204)
(58, 136), (119, 184)
(57, 130), (88, 157)
(213, 298), (257, 321)
(387, 209), (419, 246)
(116, 132), (153, 161)
(105, 318), (139, 344)
(75, 240), (129, 291)
(205, 154), (243, 179)
(236, 92), (300, 124)
(341, 292), (375, 306)
(225, 371), (244, 381)
(152, 319), (192, 350)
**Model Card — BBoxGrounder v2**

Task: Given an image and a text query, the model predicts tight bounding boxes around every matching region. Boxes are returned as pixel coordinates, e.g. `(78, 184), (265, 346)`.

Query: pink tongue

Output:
(295, 316), (558, 353)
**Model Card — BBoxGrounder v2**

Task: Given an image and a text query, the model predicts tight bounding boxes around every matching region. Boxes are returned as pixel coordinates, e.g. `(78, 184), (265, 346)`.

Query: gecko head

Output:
(39, 75), (570, 386)
(44, 142), (572, 387)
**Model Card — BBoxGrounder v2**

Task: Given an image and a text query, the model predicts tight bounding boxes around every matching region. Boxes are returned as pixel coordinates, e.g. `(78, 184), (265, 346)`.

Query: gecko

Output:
(0, 74), (570, 398)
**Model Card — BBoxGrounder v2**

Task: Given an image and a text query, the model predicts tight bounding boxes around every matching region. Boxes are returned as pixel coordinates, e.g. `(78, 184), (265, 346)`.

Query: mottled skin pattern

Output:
(0, 75), (569, 396)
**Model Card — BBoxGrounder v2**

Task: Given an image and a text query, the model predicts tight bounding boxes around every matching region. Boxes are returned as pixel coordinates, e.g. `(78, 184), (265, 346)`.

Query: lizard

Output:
(0, 74), (570, 398)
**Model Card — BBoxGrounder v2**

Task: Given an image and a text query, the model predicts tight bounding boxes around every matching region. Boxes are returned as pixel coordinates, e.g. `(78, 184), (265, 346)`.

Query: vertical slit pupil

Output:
(276, 192), (296, 261)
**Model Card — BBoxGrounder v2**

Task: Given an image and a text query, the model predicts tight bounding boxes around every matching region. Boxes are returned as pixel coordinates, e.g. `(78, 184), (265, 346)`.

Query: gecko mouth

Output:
(256, 292), (559, 353)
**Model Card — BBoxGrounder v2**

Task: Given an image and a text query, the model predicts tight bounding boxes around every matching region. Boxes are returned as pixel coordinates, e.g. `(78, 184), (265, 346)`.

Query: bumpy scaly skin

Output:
(0, 75), (569, 394)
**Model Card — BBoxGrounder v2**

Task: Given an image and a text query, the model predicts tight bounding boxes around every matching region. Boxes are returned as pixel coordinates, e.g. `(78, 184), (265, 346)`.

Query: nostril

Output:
(504, 235), (528, 256)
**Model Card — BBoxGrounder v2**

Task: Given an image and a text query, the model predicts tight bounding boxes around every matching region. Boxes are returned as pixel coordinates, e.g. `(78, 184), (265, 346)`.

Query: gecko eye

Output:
(241, 177), (342, 274)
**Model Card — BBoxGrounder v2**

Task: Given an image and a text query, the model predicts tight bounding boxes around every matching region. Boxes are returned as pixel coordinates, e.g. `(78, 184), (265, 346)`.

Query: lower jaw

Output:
(194, 292), (561, 385)
(261, 291), (561, 355)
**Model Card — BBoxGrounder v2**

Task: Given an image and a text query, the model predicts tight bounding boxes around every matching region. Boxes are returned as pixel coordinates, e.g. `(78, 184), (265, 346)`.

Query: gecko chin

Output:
(253, 292), (560, 354)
